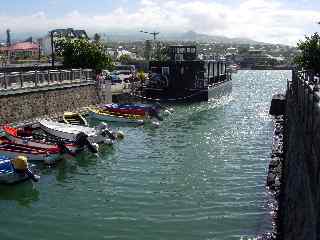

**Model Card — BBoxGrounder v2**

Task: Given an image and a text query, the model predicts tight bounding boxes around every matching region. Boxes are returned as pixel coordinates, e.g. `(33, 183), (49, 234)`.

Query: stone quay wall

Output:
(278, 71), (320, 239)
(0, 83), (102, 124)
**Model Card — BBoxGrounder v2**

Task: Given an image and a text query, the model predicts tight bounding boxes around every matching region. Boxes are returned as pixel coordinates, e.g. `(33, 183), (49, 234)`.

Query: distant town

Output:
(0, 28), (298, 70)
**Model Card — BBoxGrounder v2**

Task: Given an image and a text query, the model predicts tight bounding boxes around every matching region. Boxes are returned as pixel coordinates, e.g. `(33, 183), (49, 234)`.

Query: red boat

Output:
(101, 103), (162, 121)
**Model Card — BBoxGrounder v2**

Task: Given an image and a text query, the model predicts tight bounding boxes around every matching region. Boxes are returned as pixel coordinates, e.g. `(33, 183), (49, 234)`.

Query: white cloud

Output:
(0, 0), (319, 45)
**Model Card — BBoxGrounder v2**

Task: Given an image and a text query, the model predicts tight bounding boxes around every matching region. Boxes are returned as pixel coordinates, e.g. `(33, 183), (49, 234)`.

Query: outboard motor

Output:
(56, 139), (76, 157)
(74, 132), (98, 154)
(149, 108), (163, 121)
(95, 122), (116, 140)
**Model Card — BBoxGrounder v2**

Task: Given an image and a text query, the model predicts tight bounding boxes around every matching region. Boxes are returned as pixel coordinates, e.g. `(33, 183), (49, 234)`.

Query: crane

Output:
(139, 30), (160, 41)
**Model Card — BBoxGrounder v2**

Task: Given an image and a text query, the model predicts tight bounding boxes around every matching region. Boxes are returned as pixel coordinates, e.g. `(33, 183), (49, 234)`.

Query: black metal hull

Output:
(142, 79), (232, 103)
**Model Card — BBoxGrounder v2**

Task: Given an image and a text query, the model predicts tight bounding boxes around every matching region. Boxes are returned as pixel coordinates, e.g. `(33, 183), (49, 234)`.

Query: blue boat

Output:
(0, 156), (38, 184)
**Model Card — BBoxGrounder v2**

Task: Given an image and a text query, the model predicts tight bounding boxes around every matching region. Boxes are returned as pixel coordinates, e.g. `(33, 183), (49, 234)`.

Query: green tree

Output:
(118, 54), (132, 65)
(154, 43), (169, 62)
(55, 38), (113, 71)
(137, 69), (146, 82)
(93, 33), (101, 44)
(295, 32), (320, 75)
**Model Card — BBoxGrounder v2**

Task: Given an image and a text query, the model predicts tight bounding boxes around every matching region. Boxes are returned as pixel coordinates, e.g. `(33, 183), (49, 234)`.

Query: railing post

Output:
(59, 70), (62, 83)
(4, 72), (7, 89)
(71, 69), (74, 82)
(35, 70), (38, 87)
(20, 71), (23, 88)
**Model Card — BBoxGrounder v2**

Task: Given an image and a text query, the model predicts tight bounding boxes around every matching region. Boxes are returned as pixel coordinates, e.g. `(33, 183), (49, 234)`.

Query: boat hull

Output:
(0, 138), (61, 164)
(3, 125), (78, 154)
(38, 120), (113, 145)
(208, 79), (232, 100)
(142, 79), (232, 102)
(101, 103), (159, 116)
(89, 109), (145, 124)
(0, 156), (31, 184)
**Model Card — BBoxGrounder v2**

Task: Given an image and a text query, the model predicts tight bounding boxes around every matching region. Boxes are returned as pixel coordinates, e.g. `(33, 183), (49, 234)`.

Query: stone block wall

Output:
(0, 84), (101, 124)
(279, 77), (320, 239)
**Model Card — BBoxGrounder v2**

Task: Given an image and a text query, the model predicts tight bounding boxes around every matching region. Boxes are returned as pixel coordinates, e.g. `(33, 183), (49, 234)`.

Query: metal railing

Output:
(0, 68), (94, 91)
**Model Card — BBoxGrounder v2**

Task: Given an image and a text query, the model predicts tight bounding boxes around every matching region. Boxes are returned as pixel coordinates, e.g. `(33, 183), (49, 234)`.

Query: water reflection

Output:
(0, 182), (40, 207)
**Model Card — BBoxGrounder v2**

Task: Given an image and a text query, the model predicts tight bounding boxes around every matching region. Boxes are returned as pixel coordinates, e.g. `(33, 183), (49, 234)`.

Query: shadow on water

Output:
(38, 146), (116, 183)
(0, 181), (40, 207)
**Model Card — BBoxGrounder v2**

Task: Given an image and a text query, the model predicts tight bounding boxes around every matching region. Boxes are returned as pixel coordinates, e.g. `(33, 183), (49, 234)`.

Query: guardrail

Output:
(0, 68), (94, 91)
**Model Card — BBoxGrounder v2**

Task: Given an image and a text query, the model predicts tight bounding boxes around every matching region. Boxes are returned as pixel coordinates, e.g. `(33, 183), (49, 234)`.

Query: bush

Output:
(55, 38), (113, 71)
(295, 32), (320, 75)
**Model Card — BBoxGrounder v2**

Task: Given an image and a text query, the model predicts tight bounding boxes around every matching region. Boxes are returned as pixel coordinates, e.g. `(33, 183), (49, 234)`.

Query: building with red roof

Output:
(0, 42), (39, 60)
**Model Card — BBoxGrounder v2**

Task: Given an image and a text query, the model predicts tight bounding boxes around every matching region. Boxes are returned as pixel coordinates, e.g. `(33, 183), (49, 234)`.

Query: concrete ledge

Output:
(0, 81), (96, 97)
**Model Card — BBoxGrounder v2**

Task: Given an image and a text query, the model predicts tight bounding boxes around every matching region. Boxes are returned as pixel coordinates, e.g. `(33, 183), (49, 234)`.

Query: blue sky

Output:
(0, 0), (320, 45)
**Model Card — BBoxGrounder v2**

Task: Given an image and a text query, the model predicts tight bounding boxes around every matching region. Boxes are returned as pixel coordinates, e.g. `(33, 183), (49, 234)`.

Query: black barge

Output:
(141, 45), (232, 102)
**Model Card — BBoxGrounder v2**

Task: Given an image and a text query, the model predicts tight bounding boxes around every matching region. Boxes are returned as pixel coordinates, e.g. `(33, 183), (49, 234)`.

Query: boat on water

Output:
(140, 45), (232, 102)
(37, 119), (115, 145)
(89, 108), (145, 124)
(0, 155), (39, 184)
(101, 103), (161, 116)
(0, 136), (61, 164)
(2, 125), (79, 154)
(63, 112), (88, 126)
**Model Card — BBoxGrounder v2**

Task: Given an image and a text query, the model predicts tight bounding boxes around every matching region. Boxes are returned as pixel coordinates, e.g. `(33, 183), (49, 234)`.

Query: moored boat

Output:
(38, 119), (114, 145)
(101, 103), (161, 116)
(141, 45), (232, 102)
(89, 108), (145, 124)
(2, 125), (79, 154)
(63, 112), (88, 126)
(0, 137), (61, 164)
(0, 155), (39, 184)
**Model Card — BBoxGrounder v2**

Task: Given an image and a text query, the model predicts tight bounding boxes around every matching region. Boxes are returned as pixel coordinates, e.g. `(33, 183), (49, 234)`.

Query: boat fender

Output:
(11, 155), (28, 171)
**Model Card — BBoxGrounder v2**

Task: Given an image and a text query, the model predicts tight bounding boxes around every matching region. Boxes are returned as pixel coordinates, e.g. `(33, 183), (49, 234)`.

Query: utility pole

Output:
(6, 29), (11, 64)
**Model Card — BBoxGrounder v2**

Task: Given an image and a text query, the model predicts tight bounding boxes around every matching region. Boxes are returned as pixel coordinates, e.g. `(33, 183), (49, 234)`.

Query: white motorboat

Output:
(37, 119), (114, 145)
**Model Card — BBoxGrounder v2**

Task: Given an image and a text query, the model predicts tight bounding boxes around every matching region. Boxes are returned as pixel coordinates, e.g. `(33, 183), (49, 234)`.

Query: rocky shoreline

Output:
(264, 115), (285, 239)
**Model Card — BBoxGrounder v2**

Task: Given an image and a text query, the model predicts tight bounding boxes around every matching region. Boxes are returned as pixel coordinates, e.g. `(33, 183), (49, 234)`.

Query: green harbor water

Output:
(0, 70), (289, 240)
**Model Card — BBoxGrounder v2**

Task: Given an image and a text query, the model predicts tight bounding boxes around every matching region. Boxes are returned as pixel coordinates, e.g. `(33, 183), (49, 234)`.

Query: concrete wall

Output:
(279, 73), (320, 239)
(0, 83), (104, 124)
